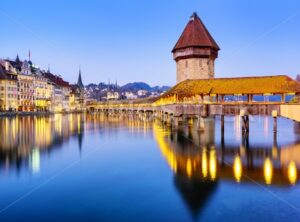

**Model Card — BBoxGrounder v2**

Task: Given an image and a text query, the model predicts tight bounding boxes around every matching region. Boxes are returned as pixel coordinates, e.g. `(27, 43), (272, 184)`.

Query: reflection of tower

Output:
(153, 123), (218, 219)
(174, 175), (217, 220)
(172, 12), (220, 83)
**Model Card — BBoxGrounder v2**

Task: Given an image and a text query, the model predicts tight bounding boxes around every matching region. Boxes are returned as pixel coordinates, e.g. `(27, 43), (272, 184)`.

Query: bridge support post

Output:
(172, 116), (179, 129)
(241, 115), (249, 133)
(273, 117), (277, 133)
(240, 109), (249, 133)
(221, 115), (225, 133)
(197, 116), (205, 132)
(166, 114), (172, 126)
(272, 110), (278, 133)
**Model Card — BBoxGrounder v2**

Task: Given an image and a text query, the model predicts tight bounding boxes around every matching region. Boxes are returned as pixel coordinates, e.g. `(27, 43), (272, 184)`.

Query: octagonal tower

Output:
(172, 12), (220, 83)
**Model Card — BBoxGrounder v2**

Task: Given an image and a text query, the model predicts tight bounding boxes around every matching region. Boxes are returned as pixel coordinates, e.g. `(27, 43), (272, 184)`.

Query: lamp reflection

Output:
(264, 158), (273, 185)
(287, 161), (297, 185)
(233, 155), (242, 183)
(30, 148), (40, 174)
(0, 114), (85, 173)
(202, 148), (208, 178)
(209, 149), (217, 181)
(186, 158), (192, 178)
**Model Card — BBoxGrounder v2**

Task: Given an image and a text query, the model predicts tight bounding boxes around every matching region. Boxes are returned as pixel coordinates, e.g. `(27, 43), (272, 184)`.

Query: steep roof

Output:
(0, 65), (6, 79)
(172, 12), (220, 52)
(43, 72), (70, 87)
(162, 75), (300, 97)
(77, 69), (84, 88)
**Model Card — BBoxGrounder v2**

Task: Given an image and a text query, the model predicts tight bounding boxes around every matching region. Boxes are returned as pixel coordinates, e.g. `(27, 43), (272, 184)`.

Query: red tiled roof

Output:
(172, 12), (220, 52)
(43, 72), (70, 87)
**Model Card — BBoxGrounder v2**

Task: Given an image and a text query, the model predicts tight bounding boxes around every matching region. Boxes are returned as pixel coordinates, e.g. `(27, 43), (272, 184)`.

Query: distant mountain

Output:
(296, 74), (300, 82)
(152, 85), (171, 92)
(120, 82), (170, 92)
(85, 81), (171, 101)
(121, 82), (152, 92)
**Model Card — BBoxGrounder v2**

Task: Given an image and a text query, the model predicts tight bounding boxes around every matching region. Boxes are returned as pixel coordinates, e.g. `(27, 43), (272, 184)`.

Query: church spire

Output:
(77, 67), (84, 88)
(15, 54), (20, 63)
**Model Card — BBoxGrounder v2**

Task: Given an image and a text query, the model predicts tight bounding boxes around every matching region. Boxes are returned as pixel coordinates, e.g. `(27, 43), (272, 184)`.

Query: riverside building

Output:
(0, 55), (85, 113)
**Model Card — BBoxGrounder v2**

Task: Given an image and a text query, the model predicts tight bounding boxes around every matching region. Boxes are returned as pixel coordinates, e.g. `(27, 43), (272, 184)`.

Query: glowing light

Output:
(272, 146), (278, 159)
(186, 158), (192, 177)
(209, 149), (217, 180)
(202, 148), (208, 178)
(264, 158), (273, 185)
(287, 161), (297, 185)
(31, 148), (40, 174)
(233, 155), (242, 183)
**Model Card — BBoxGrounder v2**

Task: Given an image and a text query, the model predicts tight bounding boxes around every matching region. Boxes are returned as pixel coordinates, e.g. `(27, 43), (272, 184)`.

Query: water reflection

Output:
(0, 114), (85, 173)
(233, 155), (242, 182)
(1, 114), (300, 219)
(153, 117), (300, 219)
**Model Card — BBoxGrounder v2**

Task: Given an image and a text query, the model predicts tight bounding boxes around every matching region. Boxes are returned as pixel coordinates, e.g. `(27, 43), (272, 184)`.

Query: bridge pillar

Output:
(197, 116), (205, 132)
(221, 115), (225, 133)
(272, 110), (278, 132)
(241, 115), (249, 133)
(171, 116), (180, 129)
(240, 109), (249, 133)
(166, 114), (172, 126)
(182, 115), (188, 126)
(273, 117), (277, 132)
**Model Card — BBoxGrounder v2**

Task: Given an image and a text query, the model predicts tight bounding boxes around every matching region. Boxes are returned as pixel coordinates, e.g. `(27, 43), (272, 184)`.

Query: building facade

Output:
(0, 56), (84, 113)
(0, 62), (18, 111)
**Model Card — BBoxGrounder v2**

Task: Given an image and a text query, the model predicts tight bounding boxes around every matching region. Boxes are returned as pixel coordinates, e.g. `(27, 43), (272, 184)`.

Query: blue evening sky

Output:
(0, 0), (299, 86)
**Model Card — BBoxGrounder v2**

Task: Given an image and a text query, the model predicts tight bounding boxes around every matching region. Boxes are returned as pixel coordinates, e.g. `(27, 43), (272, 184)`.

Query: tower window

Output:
(185, 61), (188, 68)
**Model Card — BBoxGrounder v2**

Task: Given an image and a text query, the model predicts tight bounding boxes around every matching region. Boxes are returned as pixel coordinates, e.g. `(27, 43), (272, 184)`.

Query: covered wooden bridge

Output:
(86, 75), (300, 131)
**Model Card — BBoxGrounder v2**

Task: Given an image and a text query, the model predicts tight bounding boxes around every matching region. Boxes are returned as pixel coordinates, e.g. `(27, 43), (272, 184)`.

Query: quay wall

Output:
(280, 105), (300, 122)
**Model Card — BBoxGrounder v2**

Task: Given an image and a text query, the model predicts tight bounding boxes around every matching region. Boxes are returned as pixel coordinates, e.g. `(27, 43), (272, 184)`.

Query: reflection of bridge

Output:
(153, 121), (300, 187)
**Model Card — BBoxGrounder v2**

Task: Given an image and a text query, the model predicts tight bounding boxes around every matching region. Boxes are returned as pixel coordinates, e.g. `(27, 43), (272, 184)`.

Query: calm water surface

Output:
(0, 114), (300, 221)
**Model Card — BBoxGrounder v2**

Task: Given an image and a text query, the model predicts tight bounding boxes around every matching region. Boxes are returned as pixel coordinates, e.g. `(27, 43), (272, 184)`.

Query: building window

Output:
(185, 60), (188, 68)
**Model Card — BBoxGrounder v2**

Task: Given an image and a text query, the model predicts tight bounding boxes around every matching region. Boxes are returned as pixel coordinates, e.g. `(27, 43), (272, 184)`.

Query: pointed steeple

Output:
(15, 54), (20, 63)
(77, 67), (84, 88)
(28, 50), (33, 66)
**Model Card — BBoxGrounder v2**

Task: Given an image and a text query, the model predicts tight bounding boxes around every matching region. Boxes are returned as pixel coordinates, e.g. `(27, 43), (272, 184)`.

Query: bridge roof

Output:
(163, 75), (300, 97)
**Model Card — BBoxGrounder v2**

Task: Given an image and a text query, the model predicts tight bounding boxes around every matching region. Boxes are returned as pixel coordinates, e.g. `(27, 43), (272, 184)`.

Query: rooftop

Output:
(172, 12), (220, 53)
(162, 75), (300, 97)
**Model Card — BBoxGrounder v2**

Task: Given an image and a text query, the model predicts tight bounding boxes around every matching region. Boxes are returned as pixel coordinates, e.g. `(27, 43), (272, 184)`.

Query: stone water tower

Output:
(172, 12), (220, 83)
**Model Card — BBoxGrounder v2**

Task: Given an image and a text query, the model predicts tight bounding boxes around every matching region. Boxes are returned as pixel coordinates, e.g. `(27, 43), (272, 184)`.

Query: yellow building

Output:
(0, 62), (18, 111)
(43, 71), (71, 113)
(18, 73), (35, 111)
(33, 68), (52, 111)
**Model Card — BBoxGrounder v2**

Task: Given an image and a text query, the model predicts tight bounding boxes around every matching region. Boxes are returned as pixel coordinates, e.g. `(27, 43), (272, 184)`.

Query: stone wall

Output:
(176, 58), (215, 83)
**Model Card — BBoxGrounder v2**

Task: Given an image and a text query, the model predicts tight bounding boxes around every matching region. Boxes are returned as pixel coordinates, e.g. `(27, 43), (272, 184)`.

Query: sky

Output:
(0, 0), (299, 86)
